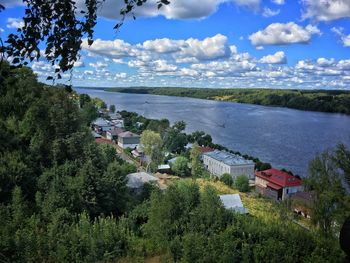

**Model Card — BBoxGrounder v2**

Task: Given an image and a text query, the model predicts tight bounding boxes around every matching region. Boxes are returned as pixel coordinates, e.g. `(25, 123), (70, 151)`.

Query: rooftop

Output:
(93, 118), (111, 127)
(198, 146), (215, 153)
(158, 164), (171, 170)
(107, 127), (125, 136)
(255, 168), (302, 188)
(95, 138), (115, 145)
(203, 150), (254, 166)
(126, 172), (158, 188)
(219, 194), (248, 214)
(118, 131), (140, 138)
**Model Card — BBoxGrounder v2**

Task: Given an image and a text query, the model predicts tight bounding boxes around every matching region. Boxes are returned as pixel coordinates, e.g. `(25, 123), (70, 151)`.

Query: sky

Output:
(0, 0), (350, 89)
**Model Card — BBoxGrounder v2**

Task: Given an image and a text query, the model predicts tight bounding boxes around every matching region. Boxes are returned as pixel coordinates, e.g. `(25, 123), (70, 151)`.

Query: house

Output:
(157, 164), (171, 173)
(197, 146), (215, 160)
(126, 172), (159, 189)
(291, 191), (313, 219)
(132, 145), (144, 158)
(136, 122), (144, 128)
(108, 112), (122, 120)
(203, 150), (255, 180)
(106, 127), (125, 141)
(92, 118), (114, 133)
(197, 146), (215, 154)
(219, 194), (248, 214)
(111, 119), (124, 128)
(255, 168), (302, 201)
(117, 131), (140, 149)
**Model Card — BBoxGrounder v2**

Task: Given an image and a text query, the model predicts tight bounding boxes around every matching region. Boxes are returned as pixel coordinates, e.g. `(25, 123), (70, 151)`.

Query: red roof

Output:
(95, 138), (115, 145)
(198, 146), (215, 153)
(255, 168), (302, 188)
(267, 182), (282, 190)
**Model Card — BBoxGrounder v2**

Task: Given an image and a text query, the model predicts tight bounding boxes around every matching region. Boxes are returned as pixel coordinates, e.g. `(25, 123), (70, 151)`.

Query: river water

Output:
(76, 88), (350, 177)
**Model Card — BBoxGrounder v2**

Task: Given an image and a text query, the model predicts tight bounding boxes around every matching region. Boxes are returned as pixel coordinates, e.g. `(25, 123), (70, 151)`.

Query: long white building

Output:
(203, 150), (255, 180)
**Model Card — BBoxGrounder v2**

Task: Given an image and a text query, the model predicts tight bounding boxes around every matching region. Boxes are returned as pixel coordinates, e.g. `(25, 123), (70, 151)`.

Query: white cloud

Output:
(84, 70), (94, 75)
(115, 72), (127, 78)
(142, 38), (186, 53)
(180, 68), (199, 76)
(302, 0), (350, 21)
(331, 27), (350, 47)
(0, 28), (4, 35)
(6, 18), (24, 29)
(83, 34), (230, 63)
(260, 51), (287, 64)
(73, 60), (85, 68)
(337, 60), (350, 70)
(153, 60), (177, 72)
(249, 22), (321, 46)
(262, 7), (280, 17)
(75, 0), (261, 21)
(177, 34), (230, 61)
(89, 61), (108, 69)
(82, 38), (136, 59)
(316, 58), (335, 67)
(271, 0), (285, 5)
(0, 0), (24, 8)
(232, 0), (261, 11)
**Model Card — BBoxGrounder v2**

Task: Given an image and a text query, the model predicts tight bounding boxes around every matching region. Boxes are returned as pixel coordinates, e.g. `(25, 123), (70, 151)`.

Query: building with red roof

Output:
(197, 146), (215, 153)
(95, 137), (115, 146)
(255, 168), (302, 200)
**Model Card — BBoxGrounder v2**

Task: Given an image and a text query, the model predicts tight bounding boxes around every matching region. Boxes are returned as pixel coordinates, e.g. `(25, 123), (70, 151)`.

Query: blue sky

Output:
(0, 0), (350, 89)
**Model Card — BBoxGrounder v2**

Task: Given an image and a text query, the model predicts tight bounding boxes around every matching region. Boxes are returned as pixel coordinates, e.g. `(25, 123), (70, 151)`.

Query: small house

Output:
(132, 145), (144, 158)
(255, 168), (302, 201)
(219, 194), (248, 214)
(106, 127), (125, 141)
(157, 164), (171, 174)
(111, 119), (124, 128)
(92, 118), (114, 133)
(109, 112), (122, 120)
(117, 131), (140, 149)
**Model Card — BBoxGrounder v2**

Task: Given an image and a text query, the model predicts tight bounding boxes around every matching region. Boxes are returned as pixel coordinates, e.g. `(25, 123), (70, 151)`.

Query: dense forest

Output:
(0, 63), (348, 262)
(104, 87), (350, 115)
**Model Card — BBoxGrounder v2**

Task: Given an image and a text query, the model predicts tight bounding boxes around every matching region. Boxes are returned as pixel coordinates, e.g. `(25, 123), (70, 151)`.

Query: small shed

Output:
(157, 164), (171, 173)
(219, 194), (248, 214)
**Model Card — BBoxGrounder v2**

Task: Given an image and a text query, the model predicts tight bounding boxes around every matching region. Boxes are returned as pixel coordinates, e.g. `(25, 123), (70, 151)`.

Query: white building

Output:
(203, 150), (255, 180)
(117, 131), (140, 149)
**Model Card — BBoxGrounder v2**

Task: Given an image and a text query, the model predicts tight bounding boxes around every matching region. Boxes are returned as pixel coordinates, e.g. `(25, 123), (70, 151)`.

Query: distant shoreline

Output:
(77, 87), (350, 115)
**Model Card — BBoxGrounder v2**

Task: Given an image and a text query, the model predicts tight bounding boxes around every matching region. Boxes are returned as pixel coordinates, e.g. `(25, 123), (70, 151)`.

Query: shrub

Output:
(220, 173), (233, 187)
(234, 175), (249, 192)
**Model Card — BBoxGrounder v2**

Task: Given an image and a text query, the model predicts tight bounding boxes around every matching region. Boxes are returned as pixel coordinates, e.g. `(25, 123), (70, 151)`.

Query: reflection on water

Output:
(76, 88), (350, 177)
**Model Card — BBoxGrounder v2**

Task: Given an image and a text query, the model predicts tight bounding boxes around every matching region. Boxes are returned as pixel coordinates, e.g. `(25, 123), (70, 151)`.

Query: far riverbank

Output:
(99, 87), (350, 115)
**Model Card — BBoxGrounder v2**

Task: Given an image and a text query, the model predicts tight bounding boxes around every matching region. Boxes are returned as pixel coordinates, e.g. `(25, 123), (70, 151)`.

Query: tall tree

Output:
(171, 156), (189, 177)
(304, 147), (349, 236)
(140, 130), (163, 172)
(190, 144), (203, 177)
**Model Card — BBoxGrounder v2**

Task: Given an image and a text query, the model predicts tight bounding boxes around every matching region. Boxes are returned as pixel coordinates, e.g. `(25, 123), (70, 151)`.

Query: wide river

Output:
(76, 88), (350, 177)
